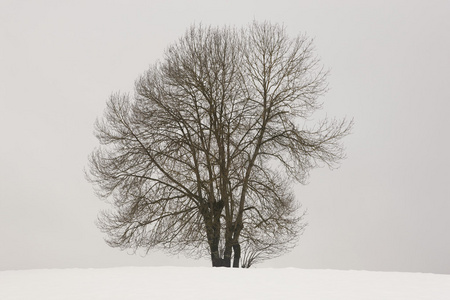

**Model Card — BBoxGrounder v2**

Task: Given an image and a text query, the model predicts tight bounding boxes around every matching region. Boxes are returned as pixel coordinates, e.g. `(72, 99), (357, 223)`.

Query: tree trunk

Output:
(211, 256), (224, 267)
(223, 246), (232, 267)
(232, 243), (241, 268)
(210, 242), (224, 267)
(222, 222), (234, 267)
(209, 200), (225, 267)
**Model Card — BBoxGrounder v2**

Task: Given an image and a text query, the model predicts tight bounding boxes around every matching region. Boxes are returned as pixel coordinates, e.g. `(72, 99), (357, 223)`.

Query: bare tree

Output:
(87, 21), (352, 268)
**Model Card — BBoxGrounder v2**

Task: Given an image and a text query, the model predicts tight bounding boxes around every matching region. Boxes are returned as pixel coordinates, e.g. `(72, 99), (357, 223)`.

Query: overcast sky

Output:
(1, 0), (449, 274)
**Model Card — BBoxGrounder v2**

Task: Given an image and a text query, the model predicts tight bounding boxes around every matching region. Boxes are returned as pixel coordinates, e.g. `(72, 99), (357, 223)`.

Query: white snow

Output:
(1, 267), (449, 300)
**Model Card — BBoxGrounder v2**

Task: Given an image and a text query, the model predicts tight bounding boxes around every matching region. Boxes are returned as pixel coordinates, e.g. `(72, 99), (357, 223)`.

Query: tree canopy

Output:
(87, 21), (352, 267)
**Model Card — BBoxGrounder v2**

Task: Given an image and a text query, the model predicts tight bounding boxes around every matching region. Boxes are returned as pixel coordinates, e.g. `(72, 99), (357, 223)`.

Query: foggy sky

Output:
(1, 0), (449, 274)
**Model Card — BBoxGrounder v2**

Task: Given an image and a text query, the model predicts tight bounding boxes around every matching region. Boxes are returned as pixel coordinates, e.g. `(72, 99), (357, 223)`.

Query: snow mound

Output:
(1, 267), (449, 300)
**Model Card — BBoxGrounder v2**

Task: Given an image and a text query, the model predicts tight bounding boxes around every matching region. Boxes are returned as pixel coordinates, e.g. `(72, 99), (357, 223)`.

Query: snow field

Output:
(1, 267), (449, 300)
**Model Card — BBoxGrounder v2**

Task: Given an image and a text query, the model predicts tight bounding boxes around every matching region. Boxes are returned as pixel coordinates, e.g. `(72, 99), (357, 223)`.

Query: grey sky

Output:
(1, 0), (449, 273)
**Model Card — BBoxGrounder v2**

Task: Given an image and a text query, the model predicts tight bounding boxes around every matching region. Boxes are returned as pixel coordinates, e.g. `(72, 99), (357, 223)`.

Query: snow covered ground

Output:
(1, 267), (449, 299)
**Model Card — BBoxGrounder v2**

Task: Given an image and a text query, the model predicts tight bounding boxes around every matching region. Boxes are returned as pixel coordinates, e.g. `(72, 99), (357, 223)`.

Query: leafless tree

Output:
(87, 21), (352, 267)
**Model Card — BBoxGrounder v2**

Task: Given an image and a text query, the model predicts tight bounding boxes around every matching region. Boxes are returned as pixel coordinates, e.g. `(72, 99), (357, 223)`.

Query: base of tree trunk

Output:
(232, 244), (241, 268)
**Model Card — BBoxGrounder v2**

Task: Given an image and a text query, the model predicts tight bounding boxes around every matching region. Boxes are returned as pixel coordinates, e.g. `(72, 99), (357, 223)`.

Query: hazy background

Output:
(1, 0), (449, 274)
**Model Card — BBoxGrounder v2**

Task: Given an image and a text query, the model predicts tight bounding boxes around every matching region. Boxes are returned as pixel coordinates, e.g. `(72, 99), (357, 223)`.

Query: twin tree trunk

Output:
(210, 239), (241, 267)
(203, 200), (242, 267)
